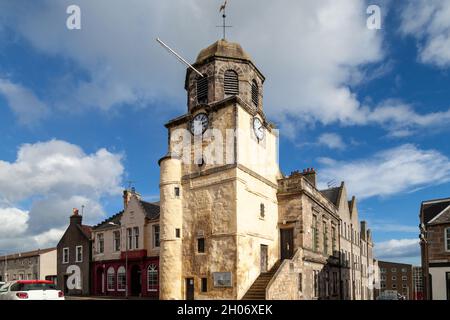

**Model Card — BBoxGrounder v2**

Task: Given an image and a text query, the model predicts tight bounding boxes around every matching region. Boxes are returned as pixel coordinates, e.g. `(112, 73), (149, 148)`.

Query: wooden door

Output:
(280, 228), (294, 260)
(186, 278), (194, 300)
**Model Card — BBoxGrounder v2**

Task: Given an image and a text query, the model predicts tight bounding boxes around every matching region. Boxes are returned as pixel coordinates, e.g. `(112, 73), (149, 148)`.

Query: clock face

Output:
(253, 117), (265, 141)
(191, 113), (209, 135)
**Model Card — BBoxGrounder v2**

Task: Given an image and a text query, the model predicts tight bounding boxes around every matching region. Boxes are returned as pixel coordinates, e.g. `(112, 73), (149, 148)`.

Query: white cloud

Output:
(400, 0), (450, 67)
(0, 77), (49, 125)
(0, 1), (383, 125)
(0, 139), (124, 251)
(317, 133), (346, 150)
(375, 238), (420, 260)
(0, 208), (29, 236)
(318, 144), (450, 199)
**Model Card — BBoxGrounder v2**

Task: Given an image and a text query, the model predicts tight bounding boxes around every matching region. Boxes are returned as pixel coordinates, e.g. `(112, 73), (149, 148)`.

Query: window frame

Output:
(117, 266), (126, 291)
(445, 227), (450, 252)
(133, 227), (139, 249)
(153, 225), (160, 248)
(97, 233), (104, 254)
(113, 230), (121, 252)
(62, 247), (69, 264)
(75, 245), (83, 263)
(147, 264), (158, 292)
(107, 267), (115, 291)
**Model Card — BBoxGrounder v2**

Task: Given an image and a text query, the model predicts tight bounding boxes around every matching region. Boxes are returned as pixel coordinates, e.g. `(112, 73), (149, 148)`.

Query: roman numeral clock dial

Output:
(253, 117), (265, 142)
(190, 113), (209, 135)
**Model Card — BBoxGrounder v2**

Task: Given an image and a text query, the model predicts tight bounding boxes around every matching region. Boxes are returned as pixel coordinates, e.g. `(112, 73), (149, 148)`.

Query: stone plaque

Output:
(213, 272), (232, 287)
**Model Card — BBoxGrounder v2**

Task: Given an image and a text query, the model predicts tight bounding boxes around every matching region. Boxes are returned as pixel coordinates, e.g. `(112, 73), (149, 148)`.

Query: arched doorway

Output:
(130, 265), (142, 296)
(96, 267), (104, 295)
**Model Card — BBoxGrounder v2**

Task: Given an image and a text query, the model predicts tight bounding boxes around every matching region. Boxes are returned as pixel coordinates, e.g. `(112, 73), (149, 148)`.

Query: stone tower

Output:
(159, 39), (282, 300)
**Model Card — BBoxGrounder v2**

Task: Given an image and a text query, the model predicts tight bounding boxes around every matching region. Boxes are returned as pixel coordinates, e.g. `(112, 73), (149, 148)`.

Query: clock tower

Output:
(159, 39), (282, 300)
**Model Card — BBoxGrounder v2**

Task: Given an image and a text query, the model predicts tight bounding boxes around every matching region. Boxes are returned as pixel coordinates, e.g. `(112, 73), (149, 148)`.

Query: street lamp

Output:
(109, 222), (128, 299)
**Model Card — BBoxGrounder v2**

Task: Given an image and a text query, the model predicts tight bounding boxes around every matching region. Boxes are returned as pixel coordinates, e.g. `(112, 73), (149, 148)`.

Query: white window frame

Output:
(445, 227), (450, 252)
(62, 247), (69, 264)
(147, 264), (158, 292)
(133, 227), (139, 249)
(75, 245), (83, 263)
(107, 267), (115, 291)
(113, 231), (121, 252)
(97, 233), (104, 254)
(117, 266), (126, 292)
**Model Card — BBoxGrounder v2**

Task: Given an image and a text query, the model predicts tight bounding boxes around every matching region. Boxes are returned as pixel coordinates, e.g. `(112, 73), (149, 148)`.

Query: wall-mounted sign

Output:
(213, 272), (232, 288)
(66, 265), (81, 290)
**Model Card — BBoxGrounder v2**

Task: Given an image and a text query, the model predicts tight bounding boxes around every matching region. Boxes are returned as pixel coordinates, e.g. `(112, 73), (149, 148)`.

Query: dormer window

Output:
(224, 70), (239, 96)
(251, 80), (259, 107)
(197, 75), (208, 104)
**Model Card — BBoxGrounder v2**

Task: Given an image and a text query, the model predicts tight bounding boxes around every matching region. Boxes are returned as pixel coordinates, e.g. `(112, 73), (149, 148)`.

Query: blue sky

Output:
(1, 1), (450, 265)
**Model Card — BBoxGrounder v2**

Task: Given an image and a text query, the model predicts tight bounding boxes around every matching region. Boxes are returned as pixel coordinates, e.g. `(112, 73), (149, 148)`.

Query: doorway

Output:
(280, 228), (294, 260)
(63, 275), (69, 294)
(130, 265), (142, 296)
(96, 267), (104, 295)
(260, 245), (268, 272)
(186, 278), (194, 300)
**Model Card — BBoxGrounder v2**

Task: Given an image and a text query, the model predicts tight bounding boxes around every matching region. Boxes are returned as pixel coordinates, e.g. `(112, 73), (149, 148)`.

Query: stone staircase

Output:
(242, 261), (282, 300)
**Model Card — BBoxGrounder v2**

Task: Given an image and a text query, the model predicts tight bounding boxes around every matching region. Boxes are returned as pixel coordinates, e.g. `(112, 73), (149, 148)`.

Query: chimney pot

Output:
(72, 208), (79, 216)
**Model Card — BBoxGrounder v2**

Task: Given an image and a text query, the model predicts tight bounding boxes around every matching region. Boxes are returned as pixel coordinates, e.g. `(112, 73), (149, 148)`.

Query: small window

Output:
(224, 70), (239, 95)
(114, 231), (121, 252)
(392, 276), (397, 281)
(97, 233), (104, 254)
(198, 238), (205, 253)
(62, 248), (69, 264)
(445, 228), (450, 251)
(147, 264), (158, 292)
(133, 227), (139, 249)
(197, 75), (208, 104)
(260, 203), (265, 219)
(298, 273), (302, 292)
(251, 80), (259, 107)
(402, 276), (407, 281)
(392, 268), (397, 273)
(201, 278), (208, 293)
(174, 187), (180, 198)
(176, 228), (181, 238)
(75, 246), (83, 263)
(153, 225), (160, 248)
(127, 228), (133, 250)
(401, 268), (407, 273)
(392, 283), (397, 289)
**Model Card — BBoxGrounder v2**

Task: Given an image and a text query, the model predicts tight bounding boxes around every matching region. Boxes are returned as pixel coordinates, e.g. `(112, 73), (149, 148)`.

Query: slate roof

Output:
(93, 211), (124, 230)
(78, 225), (93, 239)
(421, 198), (450, 224)
(320, 187), (341, 207)
(0, 247), (56, 260)
(139, 200), (160, 221)
(92, 201), (160, 230)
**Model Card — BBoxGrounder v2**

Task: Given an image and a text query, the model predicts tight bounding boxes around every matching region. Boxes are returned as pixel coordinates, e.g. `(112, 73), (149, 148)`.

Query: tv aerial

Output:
(156, 38), (204, 78)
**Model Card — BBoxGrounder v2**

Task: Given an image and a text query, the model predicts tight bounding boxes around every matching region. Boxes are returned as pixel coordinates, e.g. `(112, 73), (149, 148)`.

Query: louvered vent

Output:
(197, 76), (208, 104)
(252, 80), (259, 107)
(224, 70), (239, 96)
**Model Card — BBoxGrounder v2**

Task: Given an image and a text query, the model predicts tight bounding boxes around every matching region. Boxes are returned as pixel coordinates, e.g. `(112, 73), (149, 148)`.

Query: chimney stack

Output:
(70, 207), (82, 226)
(123, 188), (141, 209)
(302, 167), (317, 187)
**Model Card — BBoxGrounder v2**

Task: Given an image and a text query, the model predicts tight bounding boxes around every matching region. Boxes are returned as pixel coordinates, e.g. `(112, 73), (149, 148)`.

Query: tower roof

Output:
(195, 39), (253, 64)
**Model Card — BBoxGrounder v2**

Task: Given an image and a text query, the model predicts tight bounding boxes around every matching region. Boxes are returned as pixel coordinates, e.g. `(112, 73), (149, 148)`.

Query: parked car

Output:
(0, 282), (5, 287)
(0, 280), (64, 300)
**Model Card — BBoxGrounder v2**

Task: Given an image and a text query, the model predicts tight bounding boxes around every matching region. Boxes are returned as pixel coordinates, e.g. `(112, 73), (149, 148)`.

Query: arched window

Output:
(107, 267), (115, 291)
(117, 266), (126, 291)
(147, 264), (158, 292)
(196, 75), (208, 104)
(224, 70), (239, 96)
(251, 80), (259, 107)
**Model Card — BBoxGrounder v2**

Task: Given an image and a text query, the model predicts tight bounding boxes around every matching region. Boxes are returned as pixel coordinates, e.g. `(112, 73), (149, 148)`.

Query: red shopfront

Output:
(92, 250), (159, 299)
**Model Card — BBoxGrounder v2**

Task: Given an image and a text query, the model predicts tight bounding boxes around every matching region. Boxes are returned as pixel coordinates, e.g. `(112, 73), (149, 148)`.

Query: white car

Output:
(0, 280), (64, 300)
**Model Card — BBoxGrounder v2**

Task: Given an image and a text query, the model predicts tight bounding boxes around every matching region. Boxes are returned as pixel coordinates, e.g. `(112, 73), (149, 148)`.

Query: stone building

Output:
(90, 189), (160, 298)
(157, 39), (377, 300)
(377, 261), (413, 300)
(57, 208), (92, 296)
(0, 248), (57, 283)
(420, 197), (450, 300)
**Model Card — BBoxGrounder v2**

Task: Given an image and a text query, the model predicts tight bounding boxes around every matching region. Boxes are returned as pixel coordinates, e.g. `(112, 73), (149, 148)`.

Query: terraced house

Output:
(91, 189), (160, 298)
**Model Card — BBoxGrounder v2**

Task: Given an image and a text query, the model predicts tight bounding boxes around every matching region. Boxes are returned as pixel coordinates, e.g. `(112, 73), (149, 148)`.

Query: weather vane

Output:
(217, 0), (232, 40)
